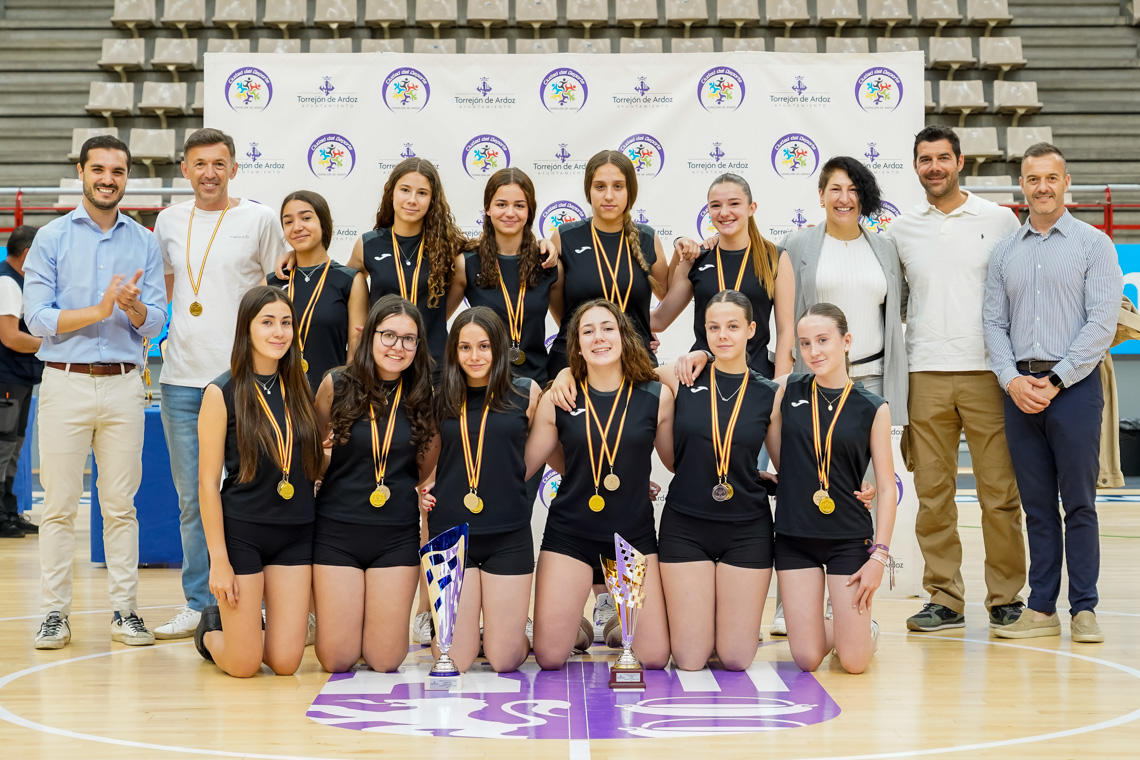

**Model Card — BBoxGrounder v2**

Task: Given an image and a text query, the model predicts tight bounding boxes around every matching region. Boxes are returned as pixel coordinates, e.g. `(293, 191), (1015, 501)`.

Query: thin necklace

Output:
(295, 262), (325, 283)
(395, 233), (419, 266)
(714, 373), (744, 403)
(255, 373), (279, 396)
(816, 384), (844, 411)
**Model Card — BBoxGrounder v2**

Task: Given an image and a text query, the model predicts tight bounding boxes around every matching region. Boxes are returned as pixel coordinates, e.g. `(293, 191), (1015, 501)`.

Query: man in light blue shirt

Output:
(983, 142), (1123, 645)
(22, 134), (167, 650)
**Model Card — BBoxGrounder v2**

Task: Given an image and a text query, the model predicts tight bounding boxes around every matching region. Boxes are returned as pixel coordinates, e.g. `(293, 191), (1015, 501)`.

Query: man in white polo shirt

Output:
(151, 128), (288, 638)
(889, 125), (1026, 633)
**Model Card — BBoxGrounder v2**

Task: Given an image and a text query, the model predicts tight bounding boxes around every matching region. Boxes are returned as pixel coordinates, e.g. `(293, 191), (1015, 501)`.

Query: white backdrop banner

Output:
(206, 51), (926, 597)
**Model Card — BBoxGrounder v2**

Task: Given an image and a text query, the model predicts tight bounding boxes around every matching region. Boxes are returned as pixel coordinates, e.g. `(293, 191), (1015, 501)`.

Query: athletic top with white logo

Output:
(687, 246), (776, 377)
(266, 263), (356, 394)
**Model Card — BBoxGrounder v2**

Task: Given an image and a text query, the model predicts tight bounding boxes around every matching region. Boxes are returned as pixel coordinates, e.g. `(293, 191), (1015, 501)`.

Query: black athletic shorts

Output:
(774, 534), (872, 576)
(540, 528), (657, 586)
(312, 517), (420, 569)
(658, 509), (773, 569)
(223, 516), (314, 575)
(430, 525), (534, 576)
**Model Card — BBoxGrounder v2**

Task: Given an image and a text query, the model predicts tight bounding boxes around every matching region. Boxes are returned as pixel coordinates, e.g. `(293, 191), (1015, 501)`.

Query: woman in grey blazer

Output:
(781, 156), (908, 426)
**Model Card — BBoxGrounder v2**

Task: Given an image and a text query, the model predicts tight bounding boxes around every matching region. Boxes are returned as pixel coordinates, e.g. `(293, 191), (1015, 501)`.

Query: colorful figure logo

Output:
(225, 67), (273, 112)
(696, 204), (718, 239)
(861, 200), (901, 235)
(770, 133), (820, 179)
(383, 67), (431, 112)
(539, 200), (586, 239)
(619, 134), (665, 178)
(697, 66), (746, 112)
(540, 68), (589, 113)
(855, 67), (904, 112)
(540, 467), (561, 508)
(462, 134), (511, 178)
(307, 133), (356, 179)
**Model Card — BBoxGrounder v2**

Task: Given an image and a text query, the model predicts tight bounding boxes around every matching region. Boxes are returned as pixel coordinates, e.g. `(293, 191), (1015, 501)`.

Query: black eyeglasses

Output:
(376, 330), (419, 350)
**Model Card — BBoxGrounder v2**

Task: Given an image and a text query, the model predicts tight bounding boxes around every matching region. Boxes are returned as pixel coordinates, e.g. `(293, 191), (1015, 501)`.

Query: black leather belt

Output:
(1016, 360), (1058, 373)
(851, 349), (885, 367)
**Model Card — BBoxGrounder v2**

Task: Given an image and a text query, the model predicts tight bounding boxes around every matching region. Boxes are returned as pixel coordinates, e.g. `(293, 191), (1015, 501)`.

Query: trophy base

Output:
(608, 666), (646, 692)
(425, 672), (462, 691)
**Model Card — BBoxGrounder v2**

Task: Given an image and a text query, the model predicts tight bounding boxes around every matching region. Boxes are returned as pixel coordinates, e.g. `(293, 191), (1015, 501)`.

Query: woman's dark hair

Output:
(435, 307), (527, 421)
(565, 298), (658, 385)
(472, 168), (546, 289)
(373, 158), (466, 308)
(230, 286), (323, 483)
(797, 302), (852, 374)
(707, 288), (754, 324)
(708, 173), (780, 298)
(329, 295), (435, 455)
(280, 190), (334, 250)
(817, 156), (883, 217)
(583, 150), (656, 290)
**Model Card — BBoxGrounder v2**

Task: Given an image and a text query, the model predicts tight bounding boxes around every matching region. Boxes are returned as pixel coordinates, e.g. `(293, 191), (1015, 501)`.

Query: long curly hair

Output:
(230, 286), (323, 483)
(817, 156), (884, 218)
(708, 173), (780, 299)
(565, 298), (658, 385)
(435, 307), (528, 421)
(328, 295), (436, 456)
(583, 151), (656, 290)
(471, 168), (546, 289)
(373, 158), (466, 308)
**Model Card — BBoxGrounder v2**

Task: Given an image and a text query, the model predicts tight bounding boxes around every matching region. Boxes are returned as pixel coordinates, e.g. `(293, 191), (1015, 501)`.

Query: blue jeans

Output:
(160, 383), (214, 612)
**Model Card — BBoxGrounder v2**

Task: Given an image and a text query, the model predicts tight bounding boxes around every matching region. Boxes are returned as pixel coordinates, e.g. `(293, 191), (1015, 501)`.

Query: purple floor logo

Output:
(226, 67), (272, 111)
(855, 67), (904, 112)
(307, 657), (839, 739)
(384, 67), (431, 112)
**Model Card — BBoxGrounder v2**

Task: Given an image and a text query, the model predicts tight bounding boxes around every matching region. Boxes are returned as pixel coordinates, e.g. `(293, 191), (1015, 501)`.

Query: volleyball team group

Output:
(22, 121), (1121, 681)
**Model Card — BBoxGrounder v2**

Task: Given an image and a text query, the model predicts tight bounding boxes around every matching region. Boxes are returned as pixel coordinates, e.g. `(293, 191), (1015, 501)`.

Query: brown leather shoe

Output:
(1071, 611), (1104, 643)
(992, 608), (1060, 639)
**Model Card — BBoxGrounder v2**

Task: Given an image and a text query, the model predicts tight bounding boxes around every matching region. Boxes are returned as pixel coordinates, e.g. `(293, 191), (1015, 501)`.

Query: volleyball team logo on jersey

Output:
(540, 67), (589, 113)
(383, 67), (431, 112)
(697, 66), (746, 112)
(861, 200), (901, 235)
(307, 133), (356, 179)
(696, 204), (719, 239)
(770, 133), (821, 178)
(855, 67), (904, 112)
(461, 134), (511, 178)
(619, 134), (665, 178)
(225, 67), (273, 111)
(539, 200), (586, 239)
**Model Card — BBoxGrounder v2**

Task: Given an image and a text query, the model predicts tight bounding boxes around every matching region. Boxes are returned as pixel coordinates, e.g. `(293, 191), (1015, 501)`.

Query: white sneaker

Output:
(871, 619), (880, 653)
(111, 610), (155, 646)
(35, 611), (71, 650)
(153, 605), (201, 640)
(306, 612), (316, 646)
(592, 593), (616, 643)
(413, 611), (433, 645)
(825, 597), (833, 621)
(525, 618), (534, 649)
(770, 603), (787, 636)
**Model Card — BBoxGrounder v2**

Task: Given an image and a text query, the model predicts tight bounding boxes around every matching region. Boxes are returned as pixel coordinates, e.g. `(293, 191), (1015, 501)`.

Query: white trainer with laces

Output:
(153, 605), (201, 640)
(111, 610), (155, 646)
(592, 593), (616, 643)
(413, 610), (433, 645)
(306, 612), (317, 646)
(770, 602), (787, 636)
(35, 611), (71, 650)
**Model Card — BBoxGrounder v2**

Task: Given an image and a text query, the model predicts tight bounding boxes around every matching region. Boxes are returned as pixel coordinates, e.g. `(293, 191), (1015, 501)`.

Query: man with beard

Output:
(22, 135), (167, 649)
(984, 143), (1122, 644)
(888, 125), (1026, 633)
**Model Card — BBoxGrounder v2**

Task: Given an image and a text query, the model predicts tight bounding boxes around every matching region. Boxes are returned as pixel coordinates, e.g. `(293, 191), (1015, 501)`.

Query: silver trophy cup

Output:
(419, 522), (468, 690)
(601, 532), (648, 691)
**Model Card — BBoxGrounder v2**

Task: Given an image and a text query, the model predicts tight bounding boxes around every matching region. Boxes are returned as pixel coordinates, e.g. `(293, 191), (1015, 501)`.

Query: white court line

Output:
(0, 605), (182, 623)
(670, 664), (720, 692)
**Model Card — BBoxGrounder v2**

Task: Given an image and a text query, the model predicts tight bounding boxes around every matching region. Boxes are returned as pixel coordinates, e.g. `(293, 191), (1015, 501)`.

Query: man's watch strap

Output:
(1047, 371), (1064, 389)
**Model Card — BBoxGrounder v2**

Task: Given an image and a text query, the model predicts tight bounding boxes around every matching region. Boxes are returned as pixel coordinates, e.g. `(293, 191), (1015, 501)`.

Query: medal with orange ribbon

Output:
(460, 391), (492, 514)
(710, 367), (749, 502)
(391, 229), (424, 306)
(716, 242), (751, 293)
(254, 376), (295, 500)
(185, 202), (230, 316)
(368, 380), (403, 507)
(590, 225), (633, 310)
(287, 259), (331, 374)
(497, 266), (527, 366)
(582, 380), (633, 512)
(810, 378), (854, 515)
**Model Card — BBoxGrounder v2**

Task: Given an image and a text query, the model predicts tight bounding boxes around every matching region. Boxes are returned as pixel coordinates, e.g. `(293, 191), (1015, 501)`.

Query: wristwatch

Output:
(1047, 371), (1064, 389)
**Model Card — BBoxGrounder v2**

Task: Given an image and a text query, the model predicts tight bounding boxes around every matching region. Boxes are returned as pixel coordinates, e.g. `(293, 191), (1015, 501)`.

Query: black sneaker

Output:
(989, 602), (1025, 628)
(194, 605), (222, 662)
(906, 603), (966, 632)
(0, 517), (24, 538)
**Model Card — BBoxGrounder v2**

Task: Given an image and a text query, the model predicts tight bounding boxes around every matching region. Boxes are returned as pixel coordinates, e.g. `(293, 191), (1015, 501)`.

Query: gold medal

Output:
(185, 202), (229, 320)
(813, 489), (828, 506)
(255, 378), (295, 503)
(509, 346), (525, 366)
(370, 383), (403, 511)
(811, 378), (854, 519)
(189, 301), (203, 317)
(459, 390), (493, 514)
(603, 472), (621, 491)
(277, 479), (294, 500)
(369, 486), (388, 508)
(463, 491), (483, 513)
(819, 497), (836, 515)
(709, 367), (749, 507)
(301, 358), (309, 373)
(583, 380), (633, 509)
(589, 493), (605, 512)
(725, 482), (734, 500)
(288, 260), (330, 377)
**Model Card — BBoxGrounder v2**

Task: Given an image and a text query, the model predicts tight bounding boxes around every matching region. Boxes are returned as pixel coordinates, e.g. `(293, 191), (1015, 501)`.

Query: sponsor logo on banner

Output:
(462, 134), (511, 178)
(767, 207), (811, 239)
(696, 204), (718, 239)
(686, 141), (751, 174)
(307, 133), (356, 179)
(620, 134), (665, 178)
(771, 133), (820, 178)
(462, 210), (487, 239)
(377, 143), (437, 173)
(454, 76), (516, 109)
(383, 67), (431, 112)
(862, 141), (907, 175)
(539, 200), (586, 239)
(226, 67), (273, 111)
(697, 66), (746, 112)
(332, 226), (361, 248)
(612, 75), (674, 108)
(540, 68), (589, 113)
(855, 67), (904, 112)
(769, 74), (831, 107)
(297, 75), (358, 107)
(241, 142), (286, 175)
(861, 200), (901, 235)
(531, 142), (588, 176)
(631, 208), (673, 238)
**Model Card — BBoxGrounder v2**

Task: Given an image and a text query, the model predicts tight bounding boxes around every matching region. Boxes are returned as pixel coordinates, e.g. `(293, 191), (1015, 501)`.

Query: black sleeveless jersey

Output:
(687, 246), (776, 378)
(664, 369), (778, 522)
(213, 371), (316, 525)
(266, 263), (357, 394)
(316, 373), (421, 527)
(546, 380), (660, 542)
(462, 252), (557, 384)
(775, 373), (886, 540)
(429, 378), (534, 537)
(361, 228), (448, 367)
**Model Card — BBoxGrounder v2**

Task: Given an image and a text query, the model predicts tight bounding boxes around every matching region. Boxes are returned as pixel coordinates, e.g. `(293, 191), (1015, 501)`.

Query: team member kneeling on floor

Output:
(310, 295), (438, 673)
(768, 303), (896, 675)
(420, 307), (540, 673)
(195, 286), (323, 677)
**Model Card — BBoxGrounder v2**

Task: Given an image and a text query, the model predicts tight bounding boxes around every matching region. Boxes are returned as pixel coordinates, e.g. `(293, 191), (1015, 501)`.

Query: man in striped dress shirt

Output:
(983, 143), (1123, 644)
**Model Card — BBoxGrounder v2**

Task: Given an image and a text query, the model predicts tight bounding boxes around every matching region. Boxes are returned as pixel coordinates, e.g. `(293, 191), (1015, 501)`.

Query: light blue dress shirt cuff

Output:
(26, 306), (60, 338)
(996, 367), (1021, 392)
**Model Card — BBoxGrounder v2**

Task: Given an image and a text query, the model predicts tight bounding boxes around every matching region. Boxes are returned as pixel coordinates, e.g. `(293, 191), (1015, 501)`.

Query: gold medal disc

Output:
(603, 473), (621, 491)
(301, 358), (309, 373)
(812, 489), (828, 506)
(369, 487), (387, 508)
(724, 482), (735, 500)
(588, 494), (605, 512)
(509, 346), (526, 366)
(819, 496), (836, 515)
(463, 492), (483, 513)
(189, 301), (203, 317)
(277, 479), (294, 500)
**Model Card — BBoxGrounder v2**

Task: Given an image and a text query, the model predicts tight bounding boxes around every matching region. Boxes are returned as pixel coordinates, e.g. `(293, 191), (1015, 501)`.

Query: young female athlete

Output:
(420, 307), (540, 673)
(195, 286), (324, 677)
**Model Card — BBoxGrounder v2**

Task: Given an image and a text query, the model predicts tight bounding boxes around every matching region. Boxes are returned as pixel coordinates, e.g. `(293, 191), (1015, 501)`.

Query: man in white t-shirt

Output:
(889, 125), (1026, 633)
(151, 128), (287, 638)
